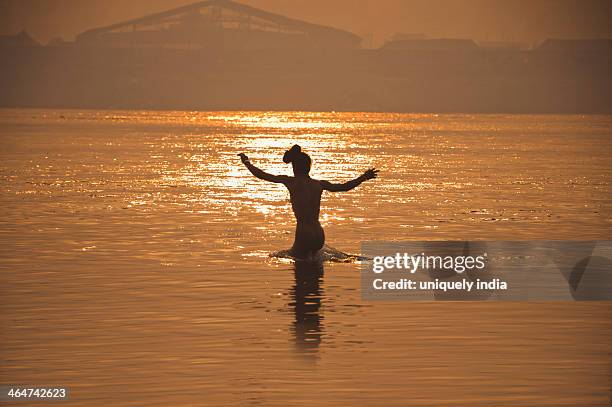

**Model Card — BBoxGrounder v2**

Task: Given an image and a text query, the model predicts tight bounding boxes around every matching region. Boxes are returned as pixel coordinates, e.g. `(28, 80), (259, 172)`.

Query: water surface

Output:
(1, 110), (610, 406)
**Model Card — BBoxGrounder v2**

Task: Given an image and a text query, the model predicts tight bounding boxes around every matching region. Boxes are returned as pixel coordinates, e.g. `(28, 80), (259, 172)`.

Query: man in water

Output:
(239, 145), (378, 260)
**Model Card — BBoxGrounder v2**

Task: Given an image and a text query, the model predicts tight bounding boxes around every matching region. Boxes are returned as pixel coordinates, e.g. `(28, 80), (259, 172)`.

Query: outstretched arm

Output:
(238, 153), (289, 184)
(321, 168), (379, 192)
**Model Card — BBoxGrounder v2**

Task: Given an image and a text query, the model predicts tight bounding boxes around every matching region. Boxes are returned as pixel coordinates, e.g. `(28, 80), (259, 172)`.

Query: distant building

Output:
(390, 33), (426, 42)
(381, 38), (478, 51)
(76, 0), (361, 50)
(0, 31), (41, 48)
(536, 39), (612, 54)
(477, 41), (530, 51)
(47, 38), (72, 47)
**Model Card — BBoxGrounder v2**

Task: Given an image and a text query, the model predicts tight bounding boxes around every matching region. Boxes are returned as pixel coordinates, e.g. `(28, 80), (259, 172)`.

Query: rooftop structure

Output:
(76, 0), (361, 50)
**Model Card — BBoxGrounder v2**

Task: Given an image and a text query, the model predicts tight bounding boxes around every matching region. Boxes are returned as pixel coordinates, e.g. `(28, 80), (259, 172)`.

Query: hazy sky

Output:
(1, 0), (611, 47)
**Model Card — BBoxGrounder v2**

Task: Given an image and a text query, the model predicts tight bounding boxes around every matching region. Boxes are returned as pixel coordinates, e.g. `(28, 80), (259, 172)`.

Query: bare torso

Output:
(284, 176), (325, 259)
(285, 176), (323, 223)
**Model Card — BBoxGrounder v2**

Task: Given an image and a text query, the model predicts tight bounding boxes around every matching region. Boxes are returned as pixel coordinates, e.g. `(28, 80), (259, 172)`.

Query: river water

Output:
(1, 110), (610, 406)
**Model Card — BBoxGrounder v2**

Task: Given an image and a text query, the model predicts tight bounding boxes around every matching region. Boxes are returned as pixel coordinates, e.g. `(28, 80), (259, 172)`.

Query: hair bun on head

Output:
(283, 144), (302, 163)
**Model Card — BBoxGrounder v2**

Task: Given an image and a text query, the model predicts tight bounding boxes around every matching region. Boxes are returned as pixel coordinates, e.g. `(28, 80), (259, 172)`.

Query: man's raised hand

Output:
(238, 153), (249, 164)
(363, 168), (379, 181)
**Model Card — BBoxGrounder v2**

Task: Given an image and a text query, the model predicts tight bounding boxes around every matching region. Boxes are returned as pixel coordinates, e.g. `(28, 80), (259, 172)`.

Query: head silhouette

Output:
(283, 145), (311, 176)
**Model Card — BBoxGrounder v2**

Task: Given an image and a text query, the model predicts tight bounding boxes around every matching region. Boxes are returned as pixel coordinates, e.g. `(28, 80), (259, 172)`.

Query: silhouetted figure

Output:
(239, 145), (378, 260)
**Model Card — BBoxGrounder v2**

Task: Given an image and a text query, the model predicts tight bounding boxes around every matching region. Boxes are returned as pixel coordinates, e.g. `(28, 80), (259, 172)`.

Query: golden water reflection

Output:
(1, 110), (611, 405)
